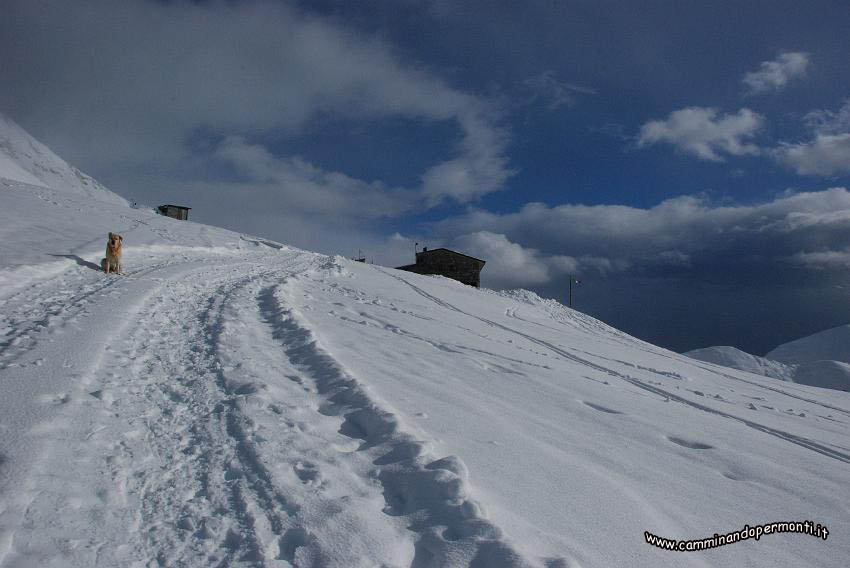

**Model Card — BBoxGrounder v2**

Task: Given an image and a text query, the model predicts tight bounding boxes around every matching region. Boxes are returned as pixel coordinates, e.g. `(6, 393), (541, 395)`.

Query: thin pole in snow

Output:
(569, 276), (581, 307)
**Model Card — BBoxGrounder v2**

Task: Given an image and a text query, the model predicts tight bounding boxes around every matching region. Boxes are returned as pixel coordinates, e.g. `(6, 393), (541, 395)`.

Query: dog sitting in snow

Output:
(100, 232), (124, 274)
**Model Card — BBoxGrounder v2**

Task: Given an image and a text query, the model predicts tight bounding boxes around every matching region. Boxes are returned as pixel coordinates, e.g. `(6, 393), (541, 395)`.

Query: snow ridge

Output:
(0, 113), (126, 205)
(687, 327), (850, 391)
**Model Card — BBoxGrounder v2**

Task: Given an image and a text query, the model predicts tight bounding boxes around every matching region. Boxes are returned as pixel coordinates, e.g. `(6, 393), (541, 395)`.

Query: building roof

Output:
(419, 248), (486, 264)
(159, 204), (192, 210)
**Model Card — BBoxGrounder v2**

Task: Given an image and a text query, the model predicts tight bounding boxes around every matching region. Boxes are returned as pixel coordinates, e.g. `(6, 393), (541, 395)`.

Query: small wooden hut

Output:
(157, 204), (191, 220)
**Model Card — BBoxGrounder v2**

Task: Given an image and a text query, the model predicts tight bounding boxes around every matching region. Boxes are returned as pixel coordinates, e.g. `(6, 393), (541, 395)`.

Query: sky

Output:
(3, 0), (850, 355)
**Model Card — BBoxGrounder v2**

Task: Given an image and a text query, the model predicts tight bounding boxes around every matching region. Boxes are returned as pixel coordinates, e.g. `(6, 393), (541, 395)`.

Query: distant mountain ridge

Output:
(0, 112), (126, 205)
(686, 325), (850, 391)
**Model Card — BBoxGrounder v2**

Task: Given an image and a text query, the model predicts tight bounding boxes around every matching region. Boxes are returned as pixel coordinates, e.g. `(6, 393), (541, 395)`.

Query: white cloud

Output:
(421, 111), (513, 204)
(450, 231), (570, 288)
(772, 99), (850, 177)
(638, 107), (763, 161)
(742, 52), (810, 94)
(436, 188), (850, 278)
(775, 134), (850, 177)
(523, 71), (596, 110)
(788, 249), (850, 269)
(213, 137), (417, 217)
(0, 0), (511, 205)
(805, 99), (850, 135)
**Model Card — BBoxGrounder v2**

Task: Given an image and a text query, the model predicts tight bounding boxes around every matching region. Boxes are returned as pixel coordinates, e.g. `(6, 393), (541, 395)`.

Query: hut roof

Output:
(418, 248), (486, 264)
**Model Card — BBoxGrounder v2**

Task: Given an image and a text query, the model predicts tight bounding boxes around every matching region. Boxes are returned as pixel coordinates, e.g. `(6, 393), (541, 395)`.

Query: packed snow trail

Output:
(0, 249), (539, 567)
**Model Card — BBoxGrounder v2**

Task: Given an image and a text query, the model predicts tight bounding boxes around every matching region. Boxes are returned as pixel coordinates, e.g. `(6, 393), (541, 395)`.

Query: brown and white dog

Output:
(100, 232), (124, 274)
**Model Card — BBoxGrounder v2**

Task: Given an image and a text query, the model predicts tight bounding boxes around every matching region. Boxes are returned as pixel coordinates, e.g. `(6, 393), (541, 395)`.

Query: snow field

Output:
(0, 170), (848, 567)
(285, 262), (850, 567)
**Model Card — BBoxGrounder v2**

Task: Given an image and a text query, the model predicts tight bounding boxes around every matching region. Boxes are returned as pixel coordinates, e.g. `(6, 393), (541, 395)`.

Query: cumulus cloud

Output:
(450, 231), (571, 288)
(742, 52), (809, 94)
(214, 137), (416, 217)
(0, 0), (511, 205)
(436, 187), (850, 276)
(775, 100), (850, 177)
(805, 99), (850, 135)
(638, 107), (763, 161)
(523, 71), (596, 110)
(421, 111), (513, 204)
(775, 134), (850, 177)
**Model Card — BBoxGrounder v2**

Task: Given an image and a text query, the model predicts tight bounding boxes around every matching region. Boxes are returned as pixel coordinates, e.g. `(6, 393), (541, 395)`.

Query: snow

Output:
(790, 360), (850, 391)
(767, 324), (850, 365)
(687, 329), (850, 392)
(1, 122), (849, 567)
(0, 113), (126, 206)
(684, 346), (794, 381)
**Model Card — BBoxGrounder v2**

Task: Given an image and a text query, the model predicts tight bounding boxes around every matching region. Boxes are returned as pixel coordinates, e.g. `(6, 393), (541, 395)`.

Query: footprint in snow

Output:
(667, 436), (714, 450)
(581, 400), (623, 414)
(293, 461), (321, 485)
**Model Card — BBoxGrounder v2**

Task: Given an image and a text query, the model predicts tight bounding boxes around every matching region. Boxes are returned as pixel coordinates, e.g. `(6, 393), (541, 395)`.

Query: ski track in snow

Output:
(1, 252), (544, 567)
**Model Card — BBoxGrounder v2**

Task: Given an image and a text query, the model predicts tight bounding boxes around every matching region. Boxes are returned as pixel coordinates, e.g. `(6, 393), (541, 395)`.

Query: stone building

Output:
(396, 247), (486, 287)
(157, 204), (191, 220)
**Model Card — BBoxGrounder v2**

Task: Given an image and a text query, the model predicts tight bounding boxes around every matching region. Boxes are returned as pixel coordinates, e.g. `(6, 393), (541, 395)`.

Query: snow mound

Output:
(0, 112), (126, 205)
(793, 360), (850, 391)
(766, 324), (850, 364)
(685, 346), (794, 381)
(497, 288), (548, 305)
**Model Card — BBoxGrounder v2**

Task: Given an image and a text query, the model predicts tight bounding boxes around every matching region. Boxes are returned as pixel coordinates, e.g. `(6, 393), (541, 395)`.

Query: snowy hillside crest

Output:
(686, 325), (850, 391)
(0, 111), (126, 205)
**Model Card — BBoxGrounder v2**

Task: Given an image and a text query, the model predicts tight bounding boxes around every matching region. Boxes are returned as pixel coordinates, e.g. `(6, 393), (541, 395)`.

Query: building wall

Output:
(399, 249), (484, 287)
(159, 206), (189, 220)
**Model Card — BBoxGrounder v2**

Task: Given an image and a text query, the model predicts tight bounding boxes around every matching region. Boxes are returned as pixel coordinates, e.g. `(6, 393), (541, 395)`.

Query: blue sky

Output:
(3, 0), (850, 353)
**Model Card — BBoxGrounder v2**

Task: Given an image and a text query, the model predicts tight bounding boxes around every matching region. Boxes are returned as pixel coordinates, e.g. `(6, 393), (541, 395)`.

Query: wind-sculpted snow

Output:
(1, 180), (849, 567)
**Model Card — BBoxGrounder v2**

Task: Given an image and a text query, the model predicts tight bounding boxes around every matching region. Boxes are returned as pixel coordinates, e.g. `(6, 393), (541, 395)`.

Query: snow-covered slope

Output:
(1, 130), (849, 566)
(0, 112), (126, 205)
(688, 326), (850, 392)
(767, 324), (850, 365)
(0, 181), (847, 568)
(792, 360), (850, 391)
(684, 346), (795, 381)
